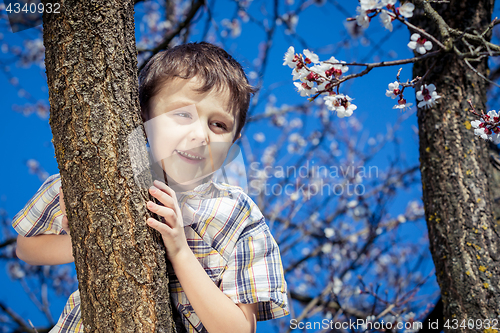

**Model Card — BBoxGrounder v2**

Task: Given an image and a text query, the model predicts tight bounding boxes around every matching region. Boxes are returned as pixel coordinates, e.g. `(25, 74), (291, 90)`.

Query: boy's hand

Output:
(146, 180), (189, 261)
(59, 186), (70, 235)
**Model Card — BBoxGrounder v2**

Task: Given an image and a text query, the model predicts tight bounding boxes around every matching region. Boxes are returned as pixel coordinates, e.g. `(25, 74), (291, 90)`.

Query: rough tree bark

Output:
(42, 0), (176, 331)
(412, 0), (500, 331)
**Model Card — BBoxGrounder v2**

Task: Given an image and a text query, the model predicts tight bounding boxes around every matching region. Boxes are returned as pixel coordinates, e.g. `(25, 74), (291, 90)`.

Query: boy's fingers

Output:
(149, 186), (176, 209)
(153, 180), (178, 201)
(59, 187), (67, 215)
(62, 215), (71, 234)
(152, 180), (181, 215)
(153, 179), (168, 191)
(147, 218), (173, 234)
(147, 201), (176, 227)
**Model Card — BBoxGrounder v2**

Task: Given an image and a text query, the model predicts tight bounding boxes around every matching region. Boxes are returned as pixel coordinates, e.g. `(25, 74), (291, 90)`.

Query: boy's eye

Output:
(176, 112), (192, 118)
(212, 122), (228, 131)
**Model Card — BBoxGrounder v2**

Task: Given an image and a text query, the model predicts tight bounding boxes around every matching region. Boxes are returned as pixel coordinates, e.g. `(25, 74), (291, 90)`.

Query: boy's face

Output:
(143, 77), (241, 191)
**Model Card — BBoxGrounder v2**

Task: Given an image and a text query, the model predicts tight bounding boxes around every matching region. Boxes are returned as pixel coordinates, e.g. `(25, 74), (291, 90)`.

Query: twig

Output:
(464, 58), (500, 89)
(338, 50), (441, 68)
(398, 17), (447, 50)
(0, 237), (16, 249)
(137, 0), (205, 71)
(29, 320), (39, 333)
(0, 301), (34, 332)
(448, 28), (500, 52)
(482, 17), (500, 38)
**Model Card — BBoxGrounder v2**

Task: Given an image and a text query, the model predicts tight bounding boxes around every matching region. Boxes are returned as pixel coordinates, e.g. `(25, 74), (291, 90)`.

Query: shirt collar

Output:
(176, 176), (236, 199)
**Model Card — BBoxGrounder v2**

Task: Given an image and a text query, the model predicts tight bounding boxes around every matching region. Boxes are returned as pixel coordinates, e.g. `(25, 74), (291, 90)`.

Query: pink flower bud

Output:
(306, 72), (318, 81)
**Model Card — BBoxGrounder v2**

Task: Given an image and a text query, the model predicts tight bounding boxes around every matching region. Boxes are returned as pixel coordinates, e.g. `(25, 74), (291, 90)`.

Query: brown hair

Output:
(138, 42), (255, 142)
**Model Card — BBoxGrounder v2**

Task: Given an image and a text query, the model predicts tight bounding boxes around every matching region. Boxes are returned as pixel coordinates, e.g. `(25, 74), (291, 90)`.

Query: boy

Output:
(13, 42), (289, 333)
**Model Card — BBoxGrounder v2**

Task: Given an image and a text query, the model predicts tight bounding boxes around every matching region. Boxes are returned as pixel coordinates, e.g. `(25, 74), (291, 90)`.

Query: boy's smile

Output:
(143, 77), (241, 191)
(175, 149), (205, 162)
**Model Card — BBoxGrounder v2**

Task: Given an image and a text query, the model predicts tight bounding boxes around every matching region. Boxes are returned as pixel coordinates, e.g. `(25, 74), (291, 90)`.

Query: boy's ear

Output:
(232, 133), (241, 144)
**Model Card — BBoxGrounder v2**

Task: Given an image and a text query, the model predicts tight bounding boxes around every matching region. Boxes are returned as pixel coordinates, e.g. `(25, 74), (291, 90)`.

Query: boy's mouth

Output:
(175, 149), (205, 163)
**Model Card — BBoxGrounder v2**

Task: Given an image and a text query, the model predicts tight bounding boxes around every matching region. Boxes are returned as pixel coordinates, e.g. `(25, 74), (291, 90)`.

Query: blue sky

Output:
(3, 0), (497, 331)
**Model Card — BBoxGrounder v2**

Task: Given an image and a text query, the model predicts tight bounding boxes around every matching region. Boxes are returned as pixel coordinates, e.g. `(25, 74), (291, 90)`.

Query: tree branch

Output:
(137, 0), (205, 71)
(413, 0), (452, 50)
(0, 301), (36, 333)
(0, 237), (16, 249)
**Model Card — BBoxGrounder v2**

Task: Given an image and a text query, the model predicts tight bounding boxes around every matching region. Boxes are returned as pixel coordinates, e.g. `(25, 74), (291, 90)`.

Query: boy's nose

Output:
(188, 120), (209, 146)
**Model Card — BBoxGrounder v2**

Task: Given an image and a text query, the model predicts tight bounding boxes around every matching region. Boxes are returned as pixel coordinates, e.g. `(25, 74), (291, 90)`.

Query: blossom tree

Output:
(1, 0), (500, 332)
(281, 0), (500, 331)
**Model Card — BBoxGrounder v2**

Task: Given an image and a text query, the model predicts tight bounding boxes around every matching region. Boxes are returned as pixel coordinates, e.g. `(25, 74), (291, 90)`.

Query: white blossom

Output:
(347, 200), (358, 208)
(381, 0), (396, 6)
(303, 49), (319, 64)
(360, 0), (381, 10)
(282, 13), (299, 34)
(283, 46), (296, 68)
(253, 132), (265, 143)
(405, 200), (424, 219)
(399, 2), (415, 18)
(316, 80), (331, 92)
(289, 118), (303, 128)
(385, 81), (400, 99)
(292, 67), (308, 81)
(221, 18), (241, 38)
(324, 94), (357, 117)
(27, 159), (39, 170)
(471, 111), (500, 143)
(294, 82), (317, 97)
(332, 277), (343, 294)
(262, 145), (277, 164)
(393, 99), (413, 111)
(487, 110), (499, 119)
(325, 228), (335, 238)
(310, 62), (330, 77)
(356, 7), (370, 29)
(348, 234), (359, 243)
(379, 10), (394, 32)
(416, 83), (441, 109)
(322, 243), (333, 253)
(408, 33), (433, 54)
(7, 262), (25, 279)
(471, 119), (484, 130)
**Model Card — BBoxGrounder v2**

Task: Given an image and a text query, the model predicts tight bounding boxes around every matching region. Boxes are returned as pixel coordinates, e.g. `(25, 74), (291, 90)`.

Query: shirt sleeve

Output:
(12, 173), (66, 237)
(220, 217), (290, 321)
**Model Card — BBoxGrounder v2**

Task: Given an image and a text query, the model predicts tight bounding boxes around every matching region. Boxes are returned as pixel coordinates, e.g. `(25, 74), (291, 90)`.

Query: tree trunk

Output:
(412, 0), (500, 330)
(42, 0), (176, 331)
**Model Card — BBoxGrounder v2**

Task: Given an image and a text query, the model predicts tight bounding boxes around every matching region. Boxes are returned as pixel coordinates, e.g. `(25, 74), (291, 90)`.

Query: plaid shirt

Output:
(12, 173), (289, 332)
